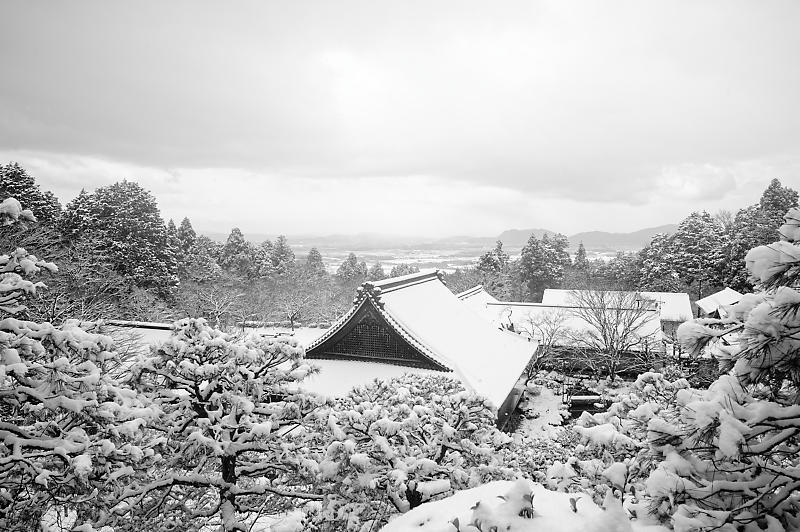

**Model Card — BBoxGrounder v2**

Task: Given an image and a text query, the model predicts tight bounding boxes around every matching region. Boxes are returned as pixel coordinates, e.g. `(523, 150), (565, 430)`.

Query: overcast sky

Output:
(1, 1), (799, 237)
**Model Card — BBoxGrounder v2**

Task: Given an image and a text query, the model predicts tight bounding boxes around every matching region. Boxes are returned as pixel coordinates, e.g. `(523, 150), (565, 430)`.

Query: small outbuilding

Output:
(695, 287), (744, 318)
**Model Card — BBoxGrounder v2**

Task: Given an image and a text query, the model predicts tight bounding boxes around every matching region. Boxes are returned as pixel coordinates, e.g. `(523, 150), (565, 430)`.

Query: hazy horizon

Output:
(196, 221), (680, 243)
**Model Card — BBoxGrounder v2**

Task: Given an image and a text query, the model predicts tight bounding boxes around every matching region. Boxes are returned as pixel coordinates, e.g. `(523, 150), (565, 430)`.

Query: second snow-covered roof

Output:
(695, 287), (744, 315)
(456, 285), (500, 318)
(485, 301), (663, 352)
(541, 289), (692, 323)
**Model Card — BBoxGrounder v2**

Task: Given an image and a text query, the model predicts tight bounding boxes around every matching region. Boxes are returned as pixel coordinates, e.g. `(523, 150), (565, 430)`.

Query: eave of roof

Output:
(304, 274), (453, 372)
(456, 285), (487, 299)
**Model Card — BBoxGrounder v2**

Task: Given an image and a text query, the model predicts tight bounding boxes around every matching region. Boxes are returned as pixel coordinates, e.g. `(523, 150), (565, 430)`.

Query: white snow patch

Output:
(381, 479), (669, 532)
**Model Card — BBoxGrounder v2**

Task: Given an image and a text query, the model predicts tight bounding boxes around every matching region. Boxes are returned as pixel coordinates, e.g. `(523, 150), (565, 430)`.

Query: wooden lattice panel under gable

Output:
(306, 301), (448, 370)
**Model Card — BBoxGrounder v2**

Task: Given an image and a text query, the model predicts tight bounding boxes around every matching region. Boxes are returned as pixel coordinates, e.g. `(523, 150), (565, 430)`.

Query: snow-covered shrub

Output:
(0, 198), (154, 530)
(122, 318), (326, 531)
(305, 374), (515, 531)
(379, 479), (668, 532)
(536, 373), (688, 510)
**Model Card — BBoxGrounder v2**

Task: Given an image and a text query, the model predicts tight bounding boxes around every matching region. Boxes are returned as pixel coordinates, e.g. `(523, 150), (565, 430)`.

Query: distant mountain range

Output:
(201, 224), (677, 254)
(567, 224), (677, 252)
(494, 224), (677, 251)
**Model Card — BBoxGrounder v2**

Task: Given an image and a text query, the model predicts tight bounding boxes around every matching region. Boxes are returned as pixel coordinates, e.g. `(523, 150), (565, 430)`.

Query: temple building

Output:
(305, 271), (537, 429)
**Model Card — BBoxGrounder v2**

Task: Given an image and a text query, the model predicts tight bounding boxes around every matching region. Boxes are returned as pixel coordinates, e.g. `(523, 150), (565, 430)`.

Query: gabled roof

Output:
(456, 285), (500, 318)
(485, 301), (663, 352)
(695, 287), (744, 315)
(638, 292), (692, 322)
(541, 289), (692, 323)
(306, 271), (536, 407)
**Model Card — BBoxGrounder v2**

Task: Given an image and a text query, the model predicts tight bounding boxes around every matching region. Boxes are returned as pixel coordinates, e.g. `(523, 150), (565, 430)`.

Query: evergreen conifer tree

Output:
(367, 261), (386, 281)
(0, 163), (62, 225)
(220, 227), (256, 278)
(305, 247), (326, 276)
(573, 242), (589, 271)
(270, 235), (295, 275)
(60, 181), (178, 293)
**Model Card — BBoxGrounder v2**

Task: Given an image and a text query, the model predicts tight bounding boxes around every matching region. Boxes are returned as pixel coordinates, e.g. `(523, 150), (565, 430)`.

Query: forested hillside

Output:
(2, 163), (800, 531)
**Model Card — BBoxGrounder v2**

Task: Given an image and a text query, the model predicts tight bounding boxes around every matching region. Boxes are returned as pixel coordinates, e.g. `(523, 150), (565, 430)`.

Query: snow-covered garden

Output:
(2, 195), (800, 531)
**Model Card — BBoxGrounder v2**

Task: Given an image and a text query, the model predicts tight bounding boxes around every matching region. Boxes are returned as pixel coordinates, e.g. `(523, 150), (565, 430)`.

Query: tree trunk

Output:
(220, 455), (245, 532)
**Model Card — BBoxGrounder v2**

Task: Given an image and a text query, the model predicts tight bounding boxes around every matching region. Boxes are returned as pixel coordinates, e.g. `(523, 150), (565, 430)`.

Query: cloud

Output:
(654, 164), (737, 201)
(4, 148), (787, 239)
(0, 1), (798, 237)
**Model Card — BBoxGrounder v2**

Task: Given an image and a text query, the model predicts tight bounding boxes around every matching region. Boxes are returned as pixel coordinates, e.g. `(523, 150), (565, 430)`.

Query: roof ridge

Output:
(455, 285), (484, 299)
(369, 270), (443, 293)
(486, 302), (660, 312)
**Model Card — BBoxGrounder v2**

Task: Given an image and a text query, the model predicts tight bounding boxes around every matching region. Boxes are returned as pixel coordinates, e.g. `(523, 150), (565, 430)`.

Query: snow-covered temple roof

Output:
(541, 289), (692, 323)
(305, 271), (537, 407)
(695, 287), (744, 316)
(484, 301), (663, 352)
(456, 285), (500, 318)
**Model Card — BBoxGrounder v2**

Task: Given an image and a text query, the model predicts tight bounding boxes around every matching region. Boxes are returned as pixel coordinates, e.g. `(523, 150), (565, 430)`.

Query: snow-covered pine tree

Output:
(388, 263), (419, 278)
(306, 374), (514, 531)
(177, 217), (197, 256)
(647, 206), (800, 530)
(670, 211), (724, 301)
(367, 261), (386, 281)
(336, 252), (369, 284)
(270, 235), (296, 275)
(304, 247), (327, 277)
(518, 233), (571, 301)
(719, 179), (799, 292)
(0, 163), (62, 225)
(220, 227), (257, 279)
(477, 240), (509, 277)
(0, 197), (158, 530)
(573, 242), (589, 272)
(60, 181), (179, 294)
(122, 319), (325, 531)
(637, 233), (686, 293)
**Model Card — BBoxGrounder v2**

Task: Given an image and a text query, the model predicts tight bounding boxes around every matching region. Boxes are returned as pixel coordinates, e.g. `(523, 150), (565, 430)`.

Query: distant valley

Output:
(201, 224), (677, 273)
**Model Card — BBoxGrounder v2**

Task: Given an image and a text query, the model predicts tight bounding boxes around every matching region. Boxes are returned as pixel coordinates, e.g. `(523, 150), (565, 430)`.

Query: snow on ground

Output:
(242, 326), (328, 346)
(516, 386), (567, 439)
(104, 324), (433, 400)
(298, 359), (442, 398)
(380, 479), (669, 532)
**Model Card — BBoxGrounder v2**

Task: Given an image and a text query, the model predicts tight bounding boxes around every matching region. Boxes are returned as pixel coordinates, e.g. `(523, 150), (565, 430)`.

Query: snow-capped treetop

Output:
(0, 197), (36, 225)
